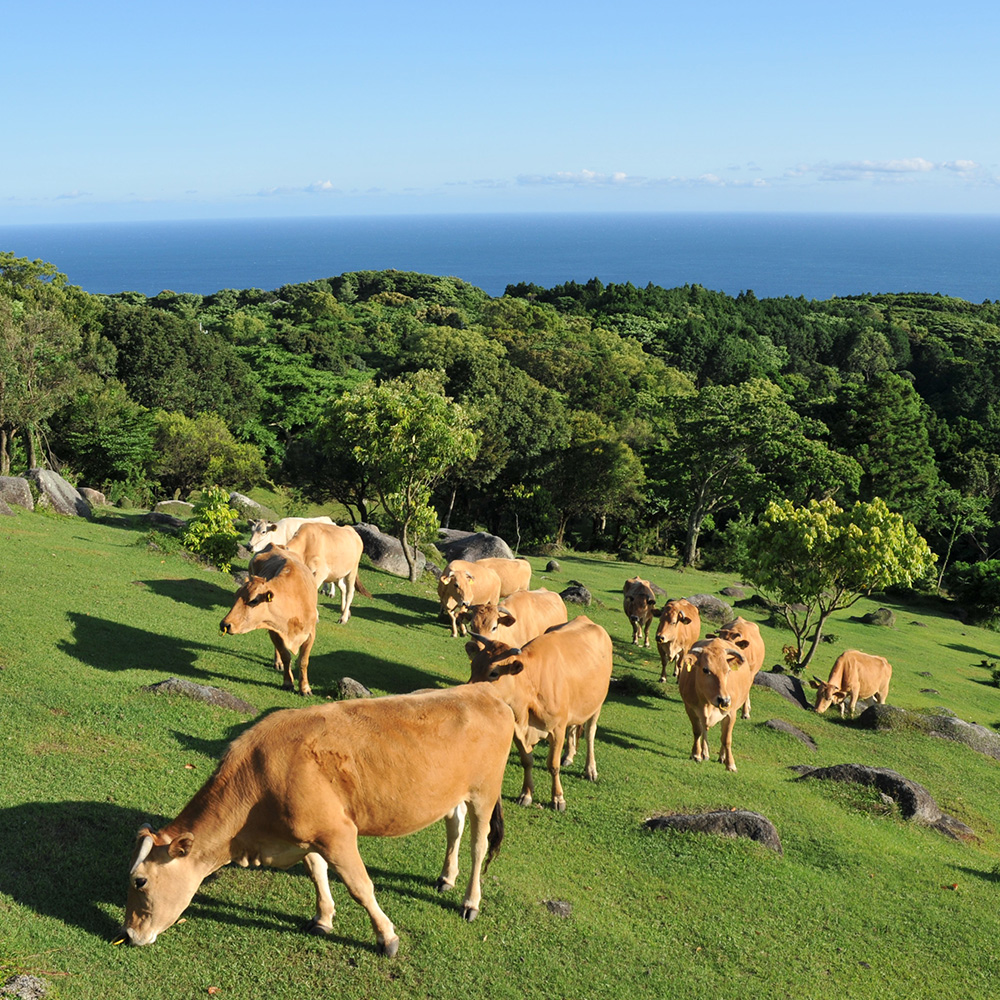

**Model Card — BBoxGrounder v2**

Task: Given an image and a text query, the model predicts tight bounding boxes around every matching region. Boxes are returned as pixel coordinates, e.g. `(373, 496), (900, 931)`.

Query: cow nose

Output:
(717, 696), (731, 709)
(220, 621), (232, 635)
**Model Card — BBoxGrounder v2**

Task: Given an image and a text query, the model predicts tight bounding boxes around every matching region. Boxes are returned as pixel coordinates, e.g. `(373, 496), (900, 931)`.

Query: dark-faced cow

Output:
(810, 650), (893, 717)
(473, 557), (532, 598)
(114, 686), (515, 958)
(248, 516), (335, 552)
(280, 522), (369, 624)
(220, 545), (318, 695)
(438, 559), (502, 638)
(710, 616), (765, 719)
(460, 588), (568, 649)
(677, 637), (755, 772)
(654, 598), (701, 682)
(623, 577), (657, 647)
(465, 616), (613, 812)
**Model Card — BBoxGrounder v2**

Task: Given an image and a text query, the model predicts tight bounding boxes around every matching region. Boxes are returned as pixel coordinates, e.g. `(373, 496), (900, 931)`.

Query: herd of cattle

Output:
(115, 520), (894, 957)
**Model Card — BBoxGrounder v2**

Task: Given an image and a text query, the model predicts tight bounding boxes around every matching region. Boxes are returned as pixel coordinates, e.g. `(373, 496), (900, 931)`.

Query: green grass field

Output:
(3, 507), (1000, 999)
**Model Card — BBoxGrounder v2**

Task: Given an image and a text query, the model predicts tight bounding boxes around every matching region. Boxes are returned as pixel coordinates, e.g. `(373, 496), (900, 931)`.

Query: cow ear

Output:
(498, 612), (516, 627)
(168, 833), (195, 859)
(679, 615), (691, 624)
(464, 640), (482, 659)
(705, 632), (718, 639)
(726, 649), (746, 668)
(507, 658), (525, 676)
(808, 678), (822, 689)
(735, 638), (750, 650)
(681, 652), (696, 672)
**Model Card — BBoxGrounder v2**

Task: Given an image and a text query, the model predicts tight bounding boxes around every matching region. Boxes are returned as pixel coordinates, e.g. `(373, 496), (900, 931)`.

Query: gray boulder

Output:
(154, 500), (194, 517)
(0, 496), (14, 517)
(0, 477), (33, 511)
(545, 559), (561, 573)
(764, 718), (817, 751)
(645, 809), (783, 854)
(859, 607), (896, 627)
(792, 763), (975, 840)
(354, 523), (426, 578)
(858, 703), (1000, 762)
(27, 469), (91, 517)
(143, 677), (256, 715)
(560, 581), (592, 606)
(685, 593), (734, 624)
(78, 487), (107, 506)
(1, 974), (51, 999)
(720, 585), (747, 599)
(753, 670), (811, 710)
(338, 677), (373, 700)
(228, 492), (264, 516)
(437, 529), (515, 562)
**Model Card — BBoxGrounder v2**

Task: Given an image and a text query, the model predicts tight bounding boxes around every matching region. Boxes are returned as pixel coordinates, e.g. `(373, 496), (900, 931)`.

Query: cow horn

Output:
(467, 632), (490, 646)
(130, 832), (155, 875)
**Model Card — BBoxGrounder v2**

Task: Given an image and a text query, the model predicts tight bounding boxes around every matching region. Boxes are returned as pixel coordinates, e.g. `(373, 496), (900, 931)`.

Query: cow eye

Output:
(488, 669), (500, 680)
(702, 667), (710, 675)
(133, 877), (148, 890)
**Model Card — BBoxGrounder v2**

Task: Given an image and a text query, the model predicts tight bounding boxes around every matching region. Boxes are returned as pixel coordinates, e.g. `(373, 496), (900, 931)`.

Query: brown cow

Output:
(654, 598), (701, 682)
(460, 589), (568, 649)
(438, 559), (502, 638)
(113, 686), (515, 958)
(220, 545), (318, 695)
(810, 650), (893, 717)
(677, 637), (755, 772)
(281, 522), (369, 624)
(473, 557), (532, 598)
(623, 577), (657, 647)
(465, 616), (613, 812)
(711, 616), (765, 719)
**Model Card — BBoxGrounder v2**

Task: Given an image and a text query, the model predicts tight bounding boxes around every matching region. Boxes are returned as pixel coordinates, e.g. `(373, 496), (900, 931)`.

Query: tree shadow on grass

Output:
(344, 591), (438, 630)
(946, 642), (1000, 660)
(140, 576), (236, 612)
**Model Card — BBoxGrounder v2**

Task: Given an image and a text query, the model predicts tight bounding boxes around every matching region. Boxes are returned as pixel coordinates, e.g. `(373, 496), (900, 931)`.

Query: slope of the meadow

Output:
(2, 507), (999, 999)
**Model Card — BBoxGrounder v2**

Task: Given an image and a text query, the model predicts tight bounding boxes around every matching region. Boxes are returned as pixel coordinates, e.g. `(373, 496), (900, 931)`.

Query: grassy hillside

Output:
(2, 508), (1000, 999)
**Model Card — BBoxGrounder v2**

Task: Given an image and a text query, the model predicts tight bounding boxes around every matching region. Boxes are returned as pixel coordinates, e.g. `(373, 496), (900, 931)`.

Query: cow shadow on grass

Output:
(140, 576), (236, 612)
(343, 591), (437, 630)
(306, 649), (452, 699)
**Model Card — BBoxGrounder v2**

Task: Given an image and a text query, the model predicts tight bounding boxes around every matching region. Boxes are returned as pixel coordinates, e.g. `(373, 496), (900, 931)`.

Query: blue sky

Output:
(5, 0), (997, 223)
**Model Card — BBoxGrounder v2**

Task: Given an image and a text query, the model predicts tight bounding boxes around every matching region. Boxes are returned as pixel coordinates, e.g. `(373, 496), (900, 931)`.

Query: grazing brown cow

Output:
(810, 650), (893, 717)
(460, 589), (568, 649)
(473, 557), (532, 598)
(438, 559), (502, 638)
(677, 637), (755, 772)
(711, 617), (765, 719)
(248, 516), (335, 552)
(113, 686), (515, 958)
(220, 545), (318, 695)
(654, 598), (701, 682)
(280, 522), (369, 624)
(623, 577), (657, 647)
(465, 616), (613, 812)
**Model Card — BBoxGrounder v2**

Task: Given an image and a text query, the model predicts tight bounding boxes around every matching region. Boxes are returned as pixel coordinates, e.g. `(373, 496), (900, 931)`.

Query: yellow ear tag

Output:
(266, 592), (273, 602)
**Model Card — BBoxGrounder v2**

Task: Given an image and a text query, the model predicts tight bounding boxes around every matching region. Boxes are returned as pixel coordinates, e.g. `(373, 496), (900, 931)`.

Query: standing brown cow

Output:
(654, 598), (701, 682)
(711, 617), (765, 719)
(623, 577), (657, 647)
(438, 560), (502, 638)
(281, 522), (369, 624)
(473, 557), (532, 597)
(810, 650), (892, 717)
(220, 545), (318, 695)
(459, 589), (568, 649)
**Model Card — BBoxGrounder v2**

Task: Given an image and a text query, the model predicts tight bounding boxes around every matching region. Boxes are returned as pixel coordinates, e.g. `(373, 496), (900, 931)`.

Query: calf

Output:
(810, 650), (893, 717)
(114, 686), (515, 958)
(465, 616), (613, 812)
(655, 598), (701, 682)
(220, 545), (318, 695)
(677, 637), (755, 772)
(623, 577), (657, 647)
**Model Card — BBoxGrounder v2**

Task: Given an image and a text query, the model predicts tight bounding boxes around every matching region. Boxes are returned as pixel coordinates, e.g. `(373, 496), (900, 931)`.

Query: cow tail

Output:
(354, 574), (373, 599)
(484, 798), (505, 871)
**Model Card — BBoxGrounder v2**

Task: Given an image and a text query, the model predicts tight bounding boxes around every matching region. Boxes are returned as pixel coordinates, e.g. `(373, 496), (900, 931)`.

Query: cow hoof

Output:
(435, 877), (454, 893)
(298, 689), (313, 697)
(303, 918), (332, 937)
(516, 793), (533, 807)
(583, 769), (597, 783)
(461, 905), (479, 922)
(552, 798), (567, 813)
(378, 936), (400, 958)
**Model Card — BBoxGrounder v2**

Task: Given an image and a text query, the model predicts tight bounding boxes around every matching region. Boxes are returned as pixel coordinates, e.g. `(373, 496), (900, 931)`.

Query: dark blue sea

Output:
(1, 213), (998, 302)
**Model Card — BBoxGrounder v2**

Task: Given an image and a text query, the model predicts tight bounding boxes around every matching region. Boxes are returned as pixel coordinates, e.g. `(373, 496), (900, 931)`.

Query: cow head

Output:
(623, 578), (656, 623)
(655, 601), (693, 644)
(248, 520), (279, 553)
(464, 635), (525, 683)
(459, 603), (516, 638)
(113, 825), (203, 946)
(683, 639), (745, 709)
(220, 576), (274, 634)
(809, 677), (848, 714)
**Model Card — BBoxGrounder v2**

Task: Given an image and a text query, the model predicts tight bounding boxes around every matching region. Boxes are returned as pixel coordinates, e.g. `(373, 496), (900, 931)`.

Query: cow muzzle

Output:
(220, 620), (233, 635)
(715, 696), (731, 709)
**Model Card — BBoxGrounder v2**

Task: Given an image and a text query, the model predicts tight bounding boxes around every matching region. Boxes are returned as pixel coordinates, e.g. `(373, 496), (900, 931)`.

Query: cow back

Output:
(475, 557), (532, 598)
(283, 522), (364, 580)
(439, 559), (503, 610)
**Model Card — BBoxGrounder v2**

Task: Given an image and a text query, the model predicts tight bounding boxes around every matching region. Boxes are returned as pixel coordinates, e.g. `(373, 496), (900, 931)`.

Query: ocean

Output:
(0, 212), (998, 303)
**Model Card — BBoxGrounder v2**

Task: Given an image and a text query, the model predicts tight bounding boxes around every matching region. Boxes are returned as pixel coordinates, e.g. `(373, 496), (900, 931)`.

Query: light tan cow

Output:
(248, 516), (335, 552)
(677, 637), (755, 772)
(438, 559), (502, 637)
(460, 589), (568, 649)
(711, 617), (765, 719)
(220, 545), (318, 695)
(280, 522), (369, 624)
(473, 557), (532, 598)
(654, 598), (701, 682)
(465, 616), (613, 812)
(810, 650), (893, 717)
(114, 686), (515, 958)
(623, 577), (657, 647)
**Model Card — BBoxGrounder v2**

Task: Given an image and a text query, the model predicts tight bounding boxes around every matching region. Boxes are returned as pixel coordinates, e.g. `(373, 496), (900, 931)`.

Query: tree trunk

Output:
(0, 427), (8, 475)
(798, 613), (832, 672)
(937, 515), (960, 591)
(400, 521), (419, 583)
(26, 424), (37, 470)
(442, 485), (456, 529)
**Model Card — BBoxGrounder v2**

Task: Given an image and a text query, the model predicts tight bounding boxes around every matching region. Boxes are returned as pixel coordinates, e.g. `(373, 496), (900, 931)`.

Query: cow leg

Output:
(268, 632), (295, 691)
(338, 574), (356, 625)
(547, 725), (568, 812)
(719, 711), (737, 771)
(643, 623), (651, 648)
(460, 799), (491, 921)
(296, 630), (316, 697)
(317, 827), (399, 958)
(515, 735), (536, 807)
(302, 851), (336, 935)
(436, 801), (467, 893)
(685, 705), (709, 762)
(560, 725), (579, 768)
(741, 689), (752, 720)
(581, 710), (601, 782)
(630, 620), (641, 645)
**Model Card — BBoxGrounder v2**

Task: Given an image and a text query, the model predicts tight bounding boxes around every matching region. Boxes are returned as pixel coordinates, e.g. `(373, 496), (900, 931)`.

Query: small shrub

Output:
(977, 659), (1000, 688)
(182, 486), (241, 573)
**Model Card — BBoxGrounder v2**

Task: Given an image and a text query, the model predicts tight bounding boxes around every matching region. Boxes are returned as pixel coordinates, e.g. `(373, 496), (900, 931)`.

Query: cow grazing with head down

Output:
(280, 521), (370, 624)
(623, 577), (657, 647)
(710, 616), (765, 719)
(113, 686), (515, 958)
(438, 559), (502, 638)
(220, 545), (318, 695)
(473, 557), (532, 598)
(460, 588), (568, 649)
(677, 637), (755, 772)
(654, 598), (701, 682)
(465, 616), (613, 812)
(810, 650), (893, 717)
